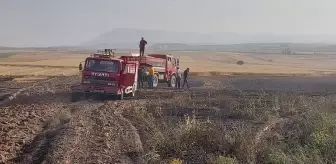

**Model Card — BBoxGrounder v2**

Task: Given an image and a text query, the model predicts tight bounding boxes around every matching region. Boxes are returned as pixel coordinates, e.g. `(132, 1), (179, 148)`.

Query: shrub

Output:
(236, 60), (244, 65)
(0, 53), (16, 58)
(212, 156), (238, 164)
(122, 91), (336, 163)
(170, 158), (183, 164)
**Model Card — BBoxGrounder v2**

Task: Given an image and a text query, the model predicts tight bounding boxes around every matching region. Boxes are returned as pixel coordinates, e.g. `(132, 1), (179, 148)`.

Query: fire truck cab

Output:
(70, 49), (139, 102)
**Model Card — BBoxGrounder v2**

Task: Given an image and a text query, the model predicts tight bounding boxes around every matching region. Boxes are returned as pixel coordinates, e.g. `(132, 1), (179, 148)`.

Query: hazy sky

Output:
(0, 0), (335, 47)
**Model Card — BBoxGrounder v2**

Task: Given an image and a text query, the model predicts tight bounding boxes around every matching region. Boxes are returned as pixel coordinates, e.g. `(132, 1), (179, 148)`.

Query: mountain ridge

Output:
(80, 28), (336, 49)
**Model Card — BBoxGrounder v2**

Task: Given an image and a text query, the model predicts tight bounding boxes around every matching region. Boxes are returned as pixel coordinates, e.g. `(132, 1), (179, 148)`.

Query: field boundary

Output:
(0, 77), (57, 106)
(190, 71), (336, 77)
(0, 63), (77, 68)
(1, 62), (336, 78)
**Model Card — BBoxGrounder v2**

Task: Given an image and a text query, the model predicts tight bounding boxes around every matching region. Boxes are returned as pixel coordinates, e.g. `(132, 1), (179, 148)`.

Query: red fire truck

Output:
(122, 53), (180, 88)
(70, 49), (179, 102)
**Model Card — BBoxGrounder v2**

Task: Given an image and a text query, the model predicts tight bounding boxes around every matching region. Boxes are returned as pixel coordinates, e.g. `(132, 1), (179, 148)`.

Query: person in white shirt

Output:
(175, 67), (181, 89)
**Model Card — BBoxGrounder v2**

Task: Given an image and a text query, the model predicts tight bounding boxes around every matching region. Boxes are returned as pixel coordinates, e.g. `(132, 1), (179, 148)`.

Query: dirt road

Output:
(1, 75), (336, 163)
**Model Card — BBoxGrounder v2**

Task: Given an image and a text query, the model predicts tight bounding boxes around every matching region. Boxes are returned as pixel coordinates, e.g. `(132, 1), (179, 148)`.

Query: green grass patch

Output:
(0, 53), (16, 58)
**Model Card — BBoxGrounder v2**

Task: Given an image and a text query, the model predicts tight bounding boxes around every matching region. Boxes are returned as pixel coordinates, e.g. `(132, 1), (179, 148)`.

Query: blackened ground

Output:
(1, 74), (336, 163)
(153, 75), (336, 94)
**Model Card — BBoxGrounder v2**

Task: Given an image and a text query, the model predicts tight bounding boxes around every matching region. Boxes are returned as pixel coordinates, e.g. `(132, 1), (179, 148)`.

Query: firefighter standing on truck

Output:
(139, 37), (147, 57)
(148, 65), (155, 88)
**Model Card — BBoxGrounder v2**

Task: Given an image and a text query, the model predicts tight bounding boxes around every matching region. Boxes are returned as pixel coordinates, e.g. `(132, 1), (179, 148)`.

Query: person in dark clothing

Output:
(182, 68), (190, 88)
(139, 37), (147, 56)
(137, 67), (146, 88)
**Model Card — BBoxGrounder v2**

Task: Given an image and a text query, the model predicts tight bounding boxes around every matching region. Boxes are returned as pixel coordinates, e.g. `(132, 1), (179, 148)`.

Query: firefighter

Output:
(182, 68), (190, 89)
(175, 67), (181, 89)
(139, 37), (147, 57)
(138, 67), (146, 88)
(148, 65), (155, 88)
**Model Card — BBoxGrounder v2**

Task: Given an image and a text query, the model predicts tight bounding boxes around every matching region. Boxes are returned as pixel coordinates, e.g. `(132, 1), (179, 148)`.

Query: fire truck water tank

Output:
(129, 53), (140, 56)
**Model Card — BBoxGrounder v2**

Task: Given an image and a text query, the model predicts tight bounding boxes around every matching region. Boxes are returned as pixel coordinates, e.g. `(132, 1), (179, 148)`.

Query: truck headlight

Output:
(83, 80), (90, 84)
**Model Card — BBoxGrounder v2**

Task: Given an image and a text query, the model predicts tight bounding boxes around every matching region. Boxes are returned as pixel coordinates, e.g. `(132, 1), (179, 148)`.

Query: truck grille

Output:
(84, 76), (116, 86)
(90, 80), (106, 85)
(91, 76), (116, 81)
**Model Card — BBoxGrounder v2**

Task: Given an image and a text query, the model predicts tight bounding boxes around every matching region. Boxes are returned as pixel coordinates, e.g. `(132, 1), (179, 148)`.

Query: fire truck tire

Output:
(99, 94), (105, 101)
(84, 93), (90, 99)
(70, 92), (80, 102)
(168, 74), (176, 88)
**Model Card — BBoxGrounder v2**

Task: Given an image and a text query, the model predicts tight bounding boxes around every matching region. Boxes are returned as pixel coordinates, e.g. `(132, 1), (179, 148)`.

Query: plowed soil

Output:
(1, 75), (336, 164)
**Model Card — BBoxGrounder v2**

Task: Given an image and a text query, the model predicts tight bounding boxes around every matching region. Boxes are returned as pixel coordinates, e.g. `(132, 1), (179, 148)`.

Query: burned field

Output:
(134, 89), (336, 163)
(1, 75), (336, 164)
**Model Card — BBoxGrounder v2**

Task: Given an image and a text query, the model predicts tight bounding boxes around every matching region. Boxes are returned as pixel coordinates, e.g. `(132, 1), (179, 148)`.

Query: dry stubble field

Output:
(1, 50), (336, 164)
(1, 50), (336, 77)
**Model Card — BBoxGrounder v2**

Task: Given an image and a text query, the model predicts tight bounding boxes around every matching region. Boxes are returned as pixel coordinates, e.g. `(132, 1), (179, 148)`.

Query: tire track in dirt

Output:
(12, 101), (103, 164)
(13, 99), (146, 164)
(0, 77), (57, 106)
(12, 110), (72, 164)
(1, 75), (146, 163)
(0, 76), (78, 163)
(0, 101), (70, 164)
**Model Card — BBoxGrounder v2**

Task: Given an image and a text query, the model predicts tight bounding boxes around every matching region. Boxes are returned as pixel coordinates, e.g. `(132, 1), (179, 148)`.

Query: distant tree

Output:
(237, 60), (244, 65)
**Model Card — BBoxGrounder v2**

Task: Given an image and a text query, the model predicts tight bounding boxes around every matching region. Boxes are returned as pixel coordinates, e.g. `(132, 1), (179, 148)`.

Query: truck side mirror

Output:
(79, 63), (82, 71)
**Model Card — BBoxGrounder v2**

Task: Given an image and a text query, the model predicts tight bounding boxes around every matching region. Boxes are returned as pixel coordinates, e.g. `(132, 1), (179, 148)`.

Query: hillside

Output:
(80, 28), (336, 49)
(149, 43), (336, 54)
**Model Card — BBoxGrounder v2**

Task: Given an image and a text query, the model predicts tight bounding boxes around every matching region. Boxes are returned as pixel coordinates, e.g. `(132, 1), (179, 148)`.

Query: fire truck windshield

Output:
(85, 59), (119, 73)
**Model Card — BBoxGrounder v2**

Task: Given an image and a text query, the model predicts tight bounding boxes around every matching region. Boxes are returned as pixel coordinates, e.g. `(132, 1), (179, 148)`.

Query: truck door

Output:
(120, 62), (138, 87)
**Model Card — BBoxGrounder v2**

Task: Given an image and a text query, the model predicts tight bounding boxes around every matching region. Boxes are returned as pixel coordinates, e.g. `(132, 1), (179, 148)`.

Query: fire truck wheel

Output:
(99, 94), (105, 101)
(70, 92), (80, 102)
(84, 93), (90, 99)
(168, 74), (176, 88)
